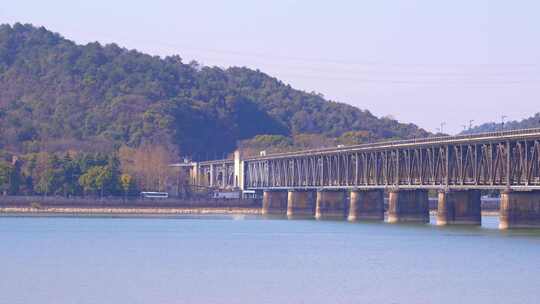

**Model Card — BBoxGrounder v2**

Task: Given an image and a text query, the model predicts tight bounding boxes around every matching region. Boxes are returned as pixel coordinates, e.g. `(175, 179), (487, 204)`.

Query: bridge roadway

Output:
(189, 128), (540, 229)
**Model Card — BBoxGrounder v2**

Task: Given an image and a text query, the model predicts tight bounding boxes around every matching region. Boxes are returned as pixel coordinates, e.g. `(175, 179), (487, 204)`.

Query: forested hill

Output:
(461, 113), (540, 135)
(0, 23), (429, 159)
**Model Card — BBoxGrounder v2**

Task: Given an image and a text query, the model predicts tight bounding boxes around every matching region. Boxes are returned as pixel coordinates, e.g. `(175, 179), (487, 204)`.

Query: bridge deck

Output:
(189, 128), (540, 191)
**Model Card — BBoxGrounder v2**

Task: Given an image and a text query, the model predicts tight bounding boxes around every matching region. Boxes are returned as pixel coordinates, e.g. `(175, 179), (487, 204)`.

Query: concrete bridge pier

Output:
(499, 190), (540, 229)
(437, 190), (481, 226)
(348, 189), (384, 221)
(287, 190), (315, 219)
(387, 189), (429, 223)
(262, 190), (287, 216)
(315, 190), (346, 220)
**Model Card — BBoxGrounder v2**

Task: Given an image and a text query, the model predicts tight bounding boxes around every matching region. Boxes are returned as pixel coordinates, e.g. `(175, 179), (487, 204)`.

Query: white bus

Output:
(242, 190), (258, 199)
(212, 191), (241, 199)
(140, 192), (169, 199)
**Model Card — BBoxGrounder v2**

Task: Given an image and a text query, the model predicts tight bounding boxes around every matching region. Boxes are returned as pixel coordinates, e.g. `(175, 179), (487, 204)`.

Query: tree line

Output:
(0, 145), (180, 197)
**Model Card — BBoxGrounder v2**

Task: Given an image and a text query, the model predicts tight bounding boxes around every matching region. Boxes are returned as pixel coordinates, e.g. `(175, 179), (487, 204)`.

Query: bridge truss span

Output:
(197, 160), (236, 189)
(244, 129), (540, 190)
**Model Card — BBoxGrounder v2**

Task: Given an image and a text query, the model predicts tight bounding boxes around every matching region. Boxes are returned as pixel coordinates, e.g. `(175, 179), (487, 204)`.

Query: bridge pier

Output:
(348, 189), (384, 221)
(437, 190), (481, 226)
(387, 189), (429, 223)
(315, 190), (346, 220)
(262, 190), (287, 215)
(287, 190), (315, 219)
(499, 190), (540, 229)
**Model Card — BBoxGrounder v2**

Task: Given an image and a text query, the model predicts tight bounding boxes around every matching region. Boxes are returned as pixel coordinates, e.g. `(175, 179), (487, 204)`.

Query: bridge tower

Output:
(233, 150), (244, 189)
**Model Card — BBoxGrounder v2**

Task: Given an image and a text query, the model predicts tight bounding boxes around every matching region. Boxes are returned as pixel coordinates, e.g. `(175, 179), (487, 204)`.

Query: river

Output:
(1, 215), (539, 304)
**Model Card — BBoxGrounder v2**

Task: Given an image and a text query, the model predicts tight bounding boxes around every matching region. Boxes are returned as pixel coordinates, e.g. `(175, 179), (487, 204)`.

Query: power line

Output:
(83, 30), (540, 69)
(269, 71), (540, 86)
(151, 40), (540, 69)
(56, 29), (540, 87)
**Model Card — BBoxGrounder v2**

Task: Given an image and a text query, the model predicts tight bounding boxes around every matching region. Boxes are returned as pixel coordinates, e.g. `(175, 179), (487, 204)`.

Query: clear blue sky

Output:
(2, 0), (539, 134)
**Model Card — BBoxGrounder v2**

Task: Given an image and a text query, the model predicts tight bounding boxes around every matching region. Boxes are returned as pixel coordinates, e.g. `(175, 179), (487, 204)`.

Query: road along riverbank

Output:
(0, 195), (500, 217)
(0, 195), (262, 216)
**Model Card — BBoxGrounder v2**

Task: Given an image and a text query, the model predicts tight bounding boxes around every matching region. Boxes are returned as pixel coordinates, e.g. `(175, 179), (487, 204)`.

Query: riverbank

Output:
(0, 207), (498, 217)
(0, 206), (262, 217)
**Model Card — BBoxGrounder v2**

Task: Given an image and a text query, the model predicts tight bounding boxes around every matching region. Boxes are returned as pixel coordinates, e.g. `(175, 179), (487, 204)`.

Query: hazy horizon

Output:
(2, 0), (539, 134)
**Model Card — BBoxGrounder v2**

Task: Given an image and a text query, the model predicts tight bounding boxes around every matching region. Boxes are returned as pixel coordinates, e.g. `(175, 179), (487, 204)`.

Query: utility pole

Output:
(440, 122), (446, 134)
(501, 115), (507, 131)
(469, 120), (474, 130)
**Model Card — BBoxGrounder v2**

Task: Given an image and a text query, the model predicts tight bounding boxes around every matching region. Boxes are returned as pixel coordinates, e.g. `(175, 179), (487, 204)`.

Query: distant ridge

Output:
(461, 113), (540, 135)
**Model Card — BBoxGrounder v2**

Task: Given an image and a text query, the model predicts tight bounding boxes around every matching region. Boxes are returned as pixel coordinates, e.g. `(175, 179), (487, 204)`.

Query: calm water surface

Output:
(1, 215), (539, 304)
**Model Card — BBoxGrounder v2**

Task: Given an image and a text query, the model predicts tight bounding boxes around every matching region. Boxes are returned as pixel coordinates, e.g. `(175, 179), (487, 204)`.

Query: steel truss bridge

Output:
(193, 128), (540, 191)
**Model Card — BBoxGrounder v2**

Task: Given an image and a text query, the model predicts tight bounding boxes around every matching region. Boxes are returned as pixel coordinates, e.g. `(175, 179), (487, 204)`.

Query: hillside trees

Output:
(0, 23), (430, 159)
(462, 113), (540, 134)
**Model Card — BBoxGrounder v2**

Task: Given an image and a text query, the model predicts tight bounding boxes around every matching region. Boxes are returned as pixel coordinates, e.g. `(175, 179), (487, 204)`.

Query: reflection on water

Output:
(0, 215), (539, 304)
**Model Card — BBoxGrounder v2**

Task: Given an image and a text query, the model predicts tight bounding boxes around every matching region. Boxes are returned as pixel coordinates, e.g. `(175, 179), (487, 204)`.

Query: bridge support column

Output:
(348, 189), (384, 221)
(499, 190), (540, 229)
(387, 189), (429, 223)
(287, 190), (315, 219)
(437, 190), (481, 226)
(262, 190), (287, 216)
(315, 190), (346, 220)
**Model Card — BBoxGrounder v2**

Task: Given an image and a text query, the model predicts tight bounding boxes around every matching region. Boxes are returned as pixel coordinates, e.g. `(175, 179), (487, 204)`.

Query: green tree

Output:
(0, 162), (12, 195)
(60, 153), (82, 196)
(79, 166), (105, 196)
(8, 159), (22, 195)
(35, 168), (62, 196)
(106, 154), (122, 195)
(78, 165), (113, 197)
(120, 173), (133, 201)
(95, 166), (112, 197)
(32, 154), (65, 196)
